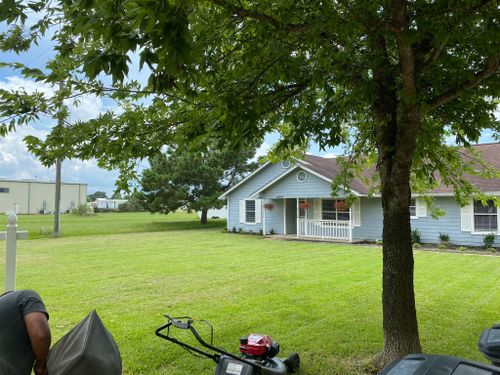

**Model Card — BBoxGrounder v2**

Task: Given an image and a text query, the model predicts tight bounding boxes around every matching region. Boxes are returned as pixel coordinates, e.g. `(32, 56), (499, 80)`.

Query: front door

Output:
(286, 199), (297, 234)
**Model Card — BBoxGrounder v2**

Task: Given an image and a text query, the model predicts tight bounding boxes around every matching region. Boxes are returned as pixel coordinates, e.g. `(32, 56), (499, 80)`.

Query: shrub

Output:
(375, 239), (383, 246)
(238, 227), (243, 233)
(259, 229), (263, 235)
(457, 246), (467, 252)
(231, 226), (237, 233)
(269, 228), (275, 235)
(483, 233), (496, 249)
(73, 204), (90, 216)
(411, 229), (421, 244)
(437, 244), (447, 250)
(412, 243), (421, 249)
(438, 232), (449, 243)
(488, 247), (496, 253)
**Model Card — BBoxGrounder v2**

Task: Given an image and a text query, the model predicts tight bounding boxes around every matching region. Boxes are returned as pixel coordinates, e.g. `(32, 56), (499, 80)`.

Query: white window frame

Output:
(239, 199), (261, 225)
(321, 199), (350, 221)
(245, 199), (256, 224)
(472, 199), (498, 234)
(409, 198), (417, 219)
(296, 170), (308, 183)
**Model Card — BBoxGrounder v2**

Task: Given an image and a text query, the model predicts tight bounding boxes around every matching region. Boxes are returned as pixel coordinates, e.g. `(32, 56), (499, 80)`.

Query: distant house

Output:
(0, 179), (87, 214)
(90, 198), (128, 210)
(197, 207), (227, 220)
(219, 143), (500, 247)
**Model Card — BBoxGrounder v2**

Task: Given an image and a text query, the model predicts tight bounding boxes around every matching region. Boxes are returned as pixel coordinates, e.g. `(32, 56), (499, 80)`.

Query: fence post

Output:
(2, 212), (29, 292)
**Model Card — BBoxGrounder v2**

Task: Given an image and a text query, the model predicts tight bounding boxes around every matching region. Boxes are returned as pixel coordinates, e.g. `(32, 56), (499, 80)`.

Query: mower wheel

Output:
(286, 352), (300, 373)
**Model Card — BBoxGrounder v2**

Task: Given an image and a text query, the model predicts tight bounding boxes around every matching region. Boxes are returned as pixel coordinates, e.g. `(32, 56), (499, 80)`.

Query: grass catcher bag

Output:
(47, 309), (122, 375)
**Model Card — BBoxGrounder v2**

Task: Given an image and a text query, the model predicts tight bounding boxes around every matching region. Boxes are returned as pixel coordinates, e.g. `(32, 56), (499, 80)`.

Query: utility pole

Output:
(54, 81), (65, 238)
(54, 157), (62, 237)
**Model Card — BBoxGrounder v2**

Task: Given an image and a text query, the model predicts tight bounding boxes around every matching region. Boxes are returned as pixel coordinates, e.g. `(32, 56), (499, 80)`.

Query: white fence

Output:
(298, 219), (351, 241)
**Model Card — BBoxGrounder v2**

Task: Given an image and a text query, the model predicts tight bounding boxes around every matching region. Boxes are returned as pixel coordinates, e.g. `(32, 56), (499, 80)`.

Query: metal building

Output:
(0, 179), (87, 214)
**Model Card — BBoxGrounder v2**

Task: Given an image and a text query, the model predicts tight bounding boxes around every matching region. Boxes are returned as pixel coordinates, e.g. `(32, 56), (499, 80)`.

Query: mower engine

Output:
(239, 334), (280, 360)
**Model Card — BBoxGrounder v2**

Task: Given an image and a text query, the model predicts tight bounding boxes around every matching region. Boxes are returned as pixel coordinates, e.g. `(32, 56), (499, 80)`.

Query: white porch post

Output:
(227, 197), (230, 231)
(349, 206), (353, 243)
(262, 199), (266, 236)
(296, 198), (299, 238)
(283, 198), (286, 235)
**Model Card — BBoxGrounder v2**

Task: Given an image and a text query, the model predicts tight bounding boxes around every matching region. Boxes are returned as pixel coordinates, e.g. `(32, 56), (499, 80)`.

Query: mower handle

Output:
(163, 314), (194, 330)
(156, 314), (260, 369)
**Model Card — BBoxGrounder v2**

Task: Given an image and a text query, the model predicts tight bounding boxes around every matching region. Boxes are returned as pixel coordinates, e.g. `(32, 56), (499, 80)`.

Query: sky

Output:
(0, 15), (341, 196)
(0, 13), (496, 196)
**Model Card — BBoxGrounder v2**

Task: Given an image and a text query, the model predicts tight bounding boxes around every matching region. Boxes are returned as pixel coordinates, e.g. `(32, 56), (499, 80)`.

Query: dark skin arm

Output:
(24, 312), (51, 375)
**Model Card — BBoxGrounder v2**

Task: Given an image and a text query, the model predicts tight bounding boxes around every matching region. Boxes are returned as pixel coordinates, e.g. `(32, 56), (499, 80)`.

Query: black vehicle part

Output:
(479, 324), (500, 367)
(378, 354), (500, 375)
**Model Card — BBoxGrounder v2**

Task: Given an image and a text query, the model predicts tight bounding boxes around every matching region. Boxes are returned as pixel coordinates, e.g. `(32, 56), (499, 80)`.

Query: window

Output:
(245, 200), (256, 223)
(297, 170), (308, 183)
(281, 160), (291, 169)
(473, 200), (497, 232)
(322, 199), (350, 221)
(0, 187), (9, 193)
(409, 198), (417, 218)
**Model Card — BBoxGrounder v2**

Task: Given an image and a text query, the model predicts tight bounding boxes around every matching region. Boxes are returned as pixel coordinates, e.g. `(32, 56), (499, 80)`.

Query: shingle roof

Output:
(298, 143), (500, 195)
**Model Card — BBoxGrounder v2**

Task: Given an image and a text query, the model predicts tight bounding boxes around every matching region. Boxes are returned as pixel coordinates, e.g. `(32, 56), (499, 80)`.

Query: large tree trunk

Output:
(380, 177), (422, 362)
(200, 209), (208, 224)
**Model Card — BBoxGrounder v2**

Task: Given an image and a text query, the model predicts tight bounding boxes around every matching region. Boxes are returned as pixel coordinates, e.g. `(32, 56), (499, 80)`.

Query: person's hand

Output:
(34, 358), (48, 375)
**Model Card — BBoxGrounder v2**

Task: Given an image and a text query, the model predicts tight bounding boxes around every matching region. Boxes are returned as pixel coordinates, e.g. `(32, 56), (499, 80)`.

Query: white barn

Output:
(0, 179), (87, 214)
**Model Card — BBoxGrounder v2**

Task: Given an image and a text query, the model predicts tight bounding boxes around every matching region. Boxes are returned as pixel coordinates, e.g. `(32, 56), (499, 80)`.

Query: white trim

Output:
(219, 162), (271, 199)
(262, 200), (266, 235)
(227, 197), (230, 231)
(281, 160), (291, 169)
(241, 198), (259, 225)
(283, 198), (287, 235)
(296, 198), (299, 237)
(471, 198), (499, 234)
(296, 170), (308, 183)
(250, 163), (362, 198)
(409, 198), (418, 219)
(249, 165), (299, 198)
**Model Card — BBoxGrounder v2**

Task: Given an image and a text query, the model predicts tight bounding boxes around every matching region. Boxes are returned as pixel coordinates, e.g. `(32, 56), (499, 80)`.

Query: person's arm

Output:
(24, 312), (51, 375)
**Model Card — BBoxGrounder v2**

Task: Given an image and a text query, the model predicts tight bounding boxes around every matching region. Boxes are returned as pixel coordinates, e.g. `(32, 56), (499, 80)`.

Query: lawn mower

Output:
(155, 314), (300, 375)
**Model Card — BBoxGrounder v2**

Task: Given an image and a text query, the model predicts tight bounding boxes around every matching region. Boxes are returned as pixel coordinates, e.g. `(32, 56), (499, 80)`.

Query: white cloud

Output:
(322, 153), (337, 158)
(254, 142), (271, 160)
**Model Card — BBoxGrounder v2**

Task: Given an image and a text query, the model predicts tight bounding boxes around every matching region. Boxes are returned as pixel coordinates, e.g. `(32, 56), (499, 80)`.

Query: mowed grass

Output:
(0, 214), (498, 374)
(8, 211), (225, 239)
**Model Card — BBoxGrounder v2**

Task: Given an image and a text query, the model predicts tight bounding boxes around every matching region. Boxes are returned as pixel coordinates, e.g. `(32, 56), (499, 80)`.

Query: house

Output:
(220, 143), (500, 247)
(90, 198), (128, 210)
(0, 179), (87, 214)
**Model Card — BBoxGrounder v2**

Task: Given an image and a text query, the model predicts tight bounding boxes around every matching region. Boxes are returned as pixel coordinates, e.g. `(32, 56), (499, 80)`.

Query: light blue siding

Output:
(258, 167), (346, 199)
(352, 197), (383, 241)
(410, 197), (500, 247)
(226, 163), (290, 233)
(352, 196), (500, 247)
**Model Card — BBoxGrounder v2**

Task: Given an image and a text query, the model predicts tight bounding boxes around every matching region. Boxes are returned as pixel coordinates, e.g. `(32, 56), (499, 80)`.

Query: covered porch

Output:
(263, 198), (358, 243)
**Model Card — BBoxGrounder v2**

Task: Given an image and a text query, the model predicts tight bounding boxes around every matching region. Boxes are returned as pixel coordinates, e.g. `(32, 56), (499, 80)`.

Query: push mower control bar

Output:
(156, 314), (261, 369)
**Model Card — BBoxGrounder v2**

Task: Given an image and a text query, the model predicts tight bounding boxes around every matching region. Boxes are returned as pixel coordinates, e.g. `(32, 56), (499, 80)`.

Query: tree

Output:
(1, 0), (499, 364)
(140, 145), (258, 224)
(87, 191), (107, 202)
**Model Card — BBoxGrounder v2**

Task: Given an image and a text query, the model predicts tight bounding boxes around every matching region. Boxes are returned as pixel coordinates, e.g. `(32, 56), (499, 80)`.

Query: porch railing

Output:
(298, 219), (351, 241)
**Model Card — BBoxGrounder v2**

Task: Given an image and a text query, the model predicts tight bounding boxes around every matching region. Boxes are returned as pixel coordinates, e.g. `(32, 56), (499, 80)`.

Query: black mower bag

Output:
(47, 310), (122, 375)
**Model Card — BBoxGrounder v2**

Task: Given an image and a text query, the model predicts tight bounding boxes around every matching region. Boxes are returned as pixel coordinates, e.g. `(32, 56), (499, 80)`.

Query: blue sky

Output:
(0, 16), (496, 196)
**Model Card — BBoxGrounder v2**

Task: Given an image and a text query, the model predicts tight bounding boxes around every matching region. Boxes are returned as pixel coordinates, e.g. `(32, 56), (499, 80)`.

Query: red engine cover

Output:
(239, 334), (273, 357)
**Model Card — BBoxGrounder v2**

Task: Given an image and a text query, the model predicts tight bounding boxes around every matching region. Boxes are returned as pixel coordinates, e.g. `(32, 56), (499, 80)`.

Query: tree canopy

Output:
(139, 145), (258, 224)
(1, 0), (499, 364)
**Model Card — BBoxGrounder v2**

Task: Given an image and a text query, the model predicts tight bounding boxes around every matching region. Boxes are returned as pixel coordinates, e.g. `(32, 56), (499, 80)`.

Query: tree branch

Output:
(425, 53), (500, 112)
(208, 0), (311, 33)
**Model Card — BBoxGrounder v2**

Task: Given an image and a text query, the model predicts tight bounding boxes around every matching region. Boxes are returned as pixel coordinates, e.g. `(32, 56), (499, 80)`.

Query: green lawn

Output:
(0, 213), (498, 374)
(5, 211), (225, 239)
